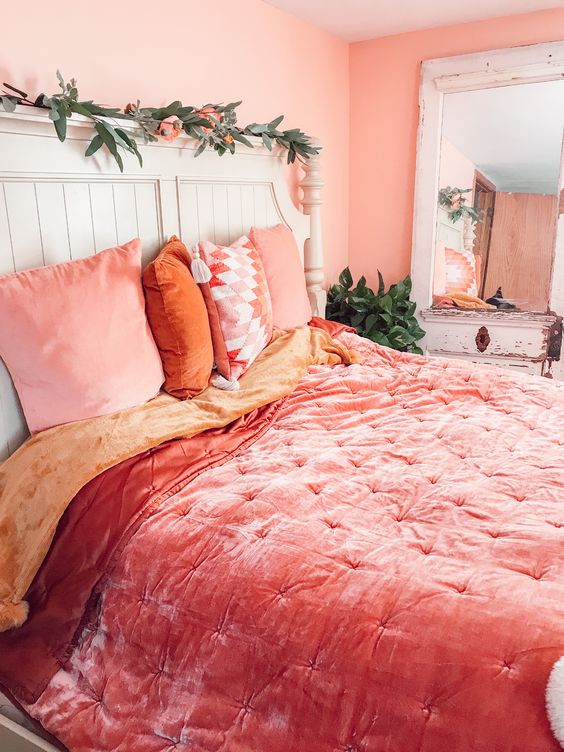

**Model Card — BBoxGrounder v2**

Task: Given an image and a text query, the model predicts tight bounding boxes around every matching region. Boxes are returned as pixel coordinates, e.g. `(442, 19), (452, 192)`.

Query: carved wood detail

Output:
(475, 326), (491, 353)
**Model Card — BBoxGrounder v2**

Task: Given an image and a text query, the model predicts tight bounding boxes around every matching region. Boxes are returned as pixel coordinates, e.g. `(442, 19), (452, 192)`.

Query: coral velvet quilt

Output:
(1, 323), (564, 752)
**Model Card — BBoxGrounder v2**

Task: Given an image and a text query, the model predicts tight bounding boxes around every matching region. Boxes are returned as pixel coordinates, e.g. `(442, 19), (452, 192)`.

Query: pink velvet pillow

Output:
(0, 239), (164, 433)
(249, 224), (312, 329)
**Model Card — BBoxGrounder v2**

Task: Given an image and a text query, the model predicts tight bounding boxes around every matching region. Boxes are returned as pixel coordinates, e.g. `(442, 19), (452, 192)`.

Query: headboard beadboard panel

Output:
(0, 108), (325, 460)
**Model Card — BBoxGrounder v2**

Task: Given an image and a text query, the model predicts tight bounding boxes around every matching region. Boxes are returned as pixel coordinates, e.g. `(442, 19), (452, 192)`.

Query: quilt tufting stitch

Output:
(22, 331), (564, 752)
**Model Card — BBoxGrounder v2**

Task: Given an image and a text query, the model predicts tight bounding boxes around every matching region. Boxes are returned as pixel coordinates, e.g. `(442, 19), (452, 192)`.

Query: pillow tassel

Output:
(211, 373), (240, 391)
(190, 246), (212, 284)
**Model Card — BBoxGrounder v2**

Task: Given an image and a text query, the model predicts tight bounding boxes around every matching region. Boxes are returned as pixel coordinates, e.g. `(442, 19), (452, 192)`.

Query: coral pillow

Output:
(198, 236), (273, 389)
(0, 239), (164, 433)
(143, 237), (213, 399)
(249, 224), (312, 329)
(444, 246), (478, 296)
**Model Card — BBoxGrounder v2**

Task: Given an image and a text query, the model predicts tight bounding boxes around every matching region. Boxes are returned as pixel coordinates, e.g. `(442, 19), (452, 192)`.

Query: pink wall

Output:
(0, 0), (349, 286)
(4, 2), (564, 293)
(349, 7), (564, 291)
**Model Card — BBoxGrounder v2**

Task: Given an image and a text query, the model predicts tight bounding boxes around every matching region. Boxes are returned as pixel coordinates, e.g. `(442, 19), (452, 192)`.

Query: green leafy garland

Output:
(438, 186), (480, 225)
(0, 73), (320, 172)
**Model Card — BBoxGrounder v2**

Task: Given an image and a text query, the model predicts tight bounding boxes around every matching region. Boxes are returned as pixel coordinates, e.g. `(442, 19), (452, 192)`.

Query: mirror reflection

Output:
(434, 80), (564, 313)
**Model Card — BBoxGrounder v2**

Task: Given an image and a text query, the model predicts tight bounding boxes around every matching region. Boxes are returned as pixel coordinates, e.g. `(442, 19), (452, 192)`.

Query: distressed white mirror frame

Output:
(411, 41), (564, 342)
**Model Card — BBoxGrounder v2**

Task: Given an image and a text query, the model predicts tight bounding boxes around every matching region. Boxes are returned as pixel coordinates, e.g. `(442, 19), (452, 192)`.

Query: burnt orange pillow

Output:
(143, 237), (213, 399)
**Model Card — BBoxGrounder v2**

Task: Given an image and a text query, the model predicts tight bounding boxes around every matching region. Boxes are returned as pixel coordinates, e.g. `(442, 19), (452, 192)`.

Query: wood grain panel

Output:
(0, 186), (15, 275)
(35, 184), (71, 265)
(178, 179), (283, 248)
(473, 191), (495, 296)
(240, 184), (255, 230)
(483, 192), (558, 311)
(113, 183), (139, 244)
(196, 184), (215, 243)
(178, 182), (200, 246)
(253, 184), (269, 228)
(133, 183), (162, 265)
(63, 183), (95, 258)
(226, 184), (244, 239)
(212, 184), (229, 246)
(89, 183), (118, 250)
(3, 183), (43, 271)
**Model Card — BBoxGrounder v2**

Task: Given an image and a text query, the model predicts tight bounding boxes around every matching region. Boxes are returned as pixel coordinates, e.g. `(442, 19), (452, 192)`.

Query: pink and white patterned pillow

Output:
(197, 236), (273, 390)
(444, 246), (478, 296)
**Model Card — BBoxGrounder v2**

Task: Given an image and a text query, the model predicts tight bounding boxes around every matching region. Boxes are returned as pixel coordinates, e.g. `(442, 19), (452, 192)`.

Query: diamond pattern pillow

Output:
(197, 236), (273, 390)
(444, 246), (478, 296)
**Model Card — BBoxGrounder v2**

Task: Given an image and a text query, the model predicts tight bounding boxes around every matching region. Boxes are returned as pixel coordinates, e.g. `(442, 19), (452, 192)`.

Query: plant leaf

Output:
(53, 103), (68, 142)
(377, 270), (385, 296)
(94, 121), (124, 171)
(379, 294), (393, 314)
(338, 267), (353, 290)
(115, 128), (143, 167)
(0, 96), (16, 113)
(85, 134), (103, 157)
(231, 131), (253, 149)
(262, 132), (272, 150)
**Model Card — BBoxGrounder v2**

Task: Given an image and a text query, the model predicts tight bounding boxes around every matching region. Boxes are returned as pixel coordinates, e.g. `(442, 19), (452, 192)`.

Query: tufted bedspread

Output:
(4, 329), (564, 751)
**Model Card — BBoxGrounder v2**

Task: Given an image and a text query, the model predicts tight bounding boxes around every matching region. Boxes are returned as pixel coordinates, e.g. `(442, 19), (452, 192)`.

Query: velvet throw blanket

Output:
(0, 398), (288, 705)
(0, 324), (359, 633)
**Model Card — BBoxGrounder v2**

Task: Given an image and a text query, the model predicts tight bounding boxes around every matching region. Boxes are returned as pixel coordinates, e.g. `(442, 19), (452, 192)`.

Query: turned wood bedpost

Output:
(301, 149), (326, 317)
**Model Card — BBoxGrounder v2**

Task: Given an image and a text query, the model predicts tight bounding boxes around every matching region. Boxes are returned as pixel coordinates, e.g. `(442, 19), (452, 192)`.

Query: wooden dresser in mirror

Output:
(412, 42), (564, 379)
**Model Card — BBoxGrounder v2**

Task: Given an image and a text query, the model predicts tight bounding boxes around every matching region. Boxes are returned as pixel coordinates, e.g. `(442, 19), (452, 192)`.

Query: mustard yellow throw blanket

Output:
(0, 327), (359, 632)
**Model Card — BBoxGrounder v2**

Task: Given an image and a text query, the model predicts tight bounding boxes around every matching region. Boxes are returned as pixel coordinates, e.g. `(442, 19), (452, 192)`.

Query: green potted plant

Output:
(326, 268), (425, 354)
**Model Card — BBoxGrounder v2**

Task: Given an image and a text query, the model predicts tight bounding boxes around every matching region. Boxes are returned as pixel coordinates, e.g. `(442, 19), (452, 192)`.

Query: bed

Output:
(0, 108), (563, 752)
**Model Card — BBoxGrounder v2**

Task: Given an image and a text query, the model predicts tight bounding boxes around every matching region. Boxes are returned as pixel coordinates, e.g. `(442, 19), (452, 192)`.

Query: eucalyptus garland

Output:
(0, 72), (320, 172)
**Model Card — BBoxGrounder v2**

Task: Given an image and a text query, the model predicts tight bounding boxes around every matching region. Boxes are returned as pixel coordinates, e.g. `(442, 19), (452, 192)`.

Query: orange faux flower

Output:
(157, 116), (183, 142)
(224, 133), (234, 145)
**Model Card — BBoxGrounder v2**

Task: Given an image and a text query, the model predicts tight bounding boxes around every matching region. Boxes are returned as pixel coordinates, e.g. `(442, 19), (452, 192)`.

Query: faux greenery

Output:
(438, 186), (480, 225)
(326, 268), (425, 354)
(0, 73), (320, 172)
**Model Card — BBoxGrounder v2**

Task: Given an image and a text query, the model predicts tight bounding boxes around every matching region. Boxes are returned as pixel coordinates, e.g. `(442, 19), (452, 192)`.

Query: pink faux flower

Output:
(197, 106), (222, 133)
(157, 116), (182, 142)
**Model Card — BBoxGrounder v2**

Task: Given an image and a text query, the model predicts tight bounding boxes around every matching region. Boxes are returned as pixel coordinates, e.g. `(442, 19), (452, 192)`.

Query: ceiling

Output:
(262, 0), (564, 41)
(442, 80), (564, 194)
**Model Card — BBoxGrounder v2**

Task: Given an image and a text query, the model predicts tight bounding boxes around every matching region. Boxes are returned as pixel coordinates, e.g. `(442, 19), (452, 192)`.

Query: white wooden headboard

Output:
(0, 107), (325, 460)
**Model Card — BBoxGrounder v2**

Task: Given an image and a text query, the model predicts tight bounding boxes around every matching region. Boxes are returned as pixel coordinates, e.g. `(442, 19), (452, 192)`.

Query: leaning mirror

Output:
(434, 80), (564, 313)
(411, 43), (564, 378)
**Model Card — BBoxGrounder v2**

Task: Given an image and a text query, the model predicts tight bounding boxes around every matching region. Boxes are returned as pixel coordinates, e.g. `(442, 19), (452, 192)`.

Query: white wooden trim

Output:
(0, 107), (325, 460)
(301, 147), (326, 315)
(548, 132), (564, 380)
(0, 714), (60, 752)
(420, 309), (557, 327)
(411, 40), (564, 319)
